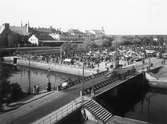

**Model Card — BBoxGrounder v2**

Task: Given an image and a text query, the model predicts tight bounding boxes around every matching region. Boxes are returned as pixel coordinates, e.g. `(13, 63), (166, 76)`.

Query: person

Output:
(33, 85), (36, 94)
(47, 82), (51, 92)
(142, 58), (145, 65)
(97, 69), (99, 73)
(162, 59), (165, 64)
(36, 85), (40, 94)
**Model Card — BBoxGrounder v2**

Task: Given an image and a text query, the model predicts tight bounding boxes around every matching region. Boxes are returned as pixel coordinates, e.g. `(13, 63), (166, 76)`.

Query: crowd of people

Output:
(17, 44), (163, 73)
(13, 43), (166, 96)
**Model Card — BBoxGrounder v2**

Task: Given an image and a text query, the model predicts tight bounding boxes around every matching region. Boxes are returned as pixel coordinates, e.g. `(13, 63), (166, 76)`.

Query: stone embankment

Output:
(3, 56), (100, 76)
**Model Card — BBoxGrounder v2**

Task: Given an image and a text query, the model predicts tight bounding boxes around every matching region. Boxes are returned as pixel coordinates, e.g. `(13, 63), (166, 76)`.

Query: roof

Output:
(0, 25), (5, 34)
(93, 30), (104, 34)
(35, 28), (52, 33)
(85, 30), (96, 35)
(10, 25), (29, 36)
(35, 32), (55, 41)
(68, 29), (84, 35)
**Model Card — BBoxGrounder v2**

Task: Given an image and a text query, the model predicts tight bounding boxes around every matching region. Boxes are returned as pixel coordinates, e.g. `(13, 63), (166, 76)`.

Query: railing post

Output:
(49, 116), (51, 124)
(72, 101), (74, 112)
(67, 103), (69, 114)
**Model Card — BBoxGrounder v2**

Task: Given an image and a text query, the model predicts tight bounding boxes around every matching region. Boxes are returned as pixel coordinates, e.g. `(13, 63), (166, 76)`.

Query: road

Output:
(0, 73), (108, 124)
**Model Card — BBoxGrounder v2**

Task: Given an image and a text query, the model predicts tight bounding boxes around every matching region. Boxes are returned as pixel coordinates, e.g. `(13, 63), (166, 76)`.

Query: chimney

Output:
(3, 23), (9, 30)
(25, 24), (29, 33)
(27, 21), (30, 33)
(21, 20), (23, 27)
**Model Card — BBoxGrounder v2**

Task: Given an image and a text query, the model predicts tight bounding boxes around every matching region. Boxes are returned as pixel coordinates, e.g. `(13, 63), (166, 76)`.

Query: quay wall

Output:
(3, 57), (98, 76)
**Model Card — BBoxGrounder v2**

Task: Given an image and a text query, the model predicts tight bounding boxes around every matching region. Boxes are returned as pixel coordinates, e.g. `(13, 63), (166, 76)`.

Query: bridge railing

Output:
(31, 97), (89, 124)
(82, 68), (137, 95)
(58, 70), (108, 90)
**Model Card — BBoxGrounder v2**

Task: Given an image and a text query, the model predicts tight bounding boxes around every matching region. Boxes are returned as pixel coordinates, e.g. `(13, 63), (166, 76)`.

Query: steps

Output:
(83, 99), (113, 123)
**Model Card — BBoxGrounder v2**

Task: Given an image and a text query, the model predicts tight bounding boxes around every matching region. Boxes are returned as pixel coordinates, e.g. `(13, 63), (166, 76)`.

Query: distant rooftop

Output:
(10, 25), (29, 36)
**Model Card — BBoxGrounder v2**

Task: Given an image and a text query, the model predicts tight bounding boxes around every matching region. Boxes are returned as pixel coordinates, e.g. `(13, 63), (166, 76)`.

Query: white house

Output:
(28, 34), (39, 45)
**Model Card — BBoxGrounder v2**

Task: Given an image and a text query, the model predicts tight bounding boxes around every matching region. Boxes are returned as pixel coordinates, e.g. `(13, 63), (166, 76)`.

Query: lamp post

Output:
(28, 54), (31, 94)
(82, 62), (85, 91)
(81, 62), (85, 105)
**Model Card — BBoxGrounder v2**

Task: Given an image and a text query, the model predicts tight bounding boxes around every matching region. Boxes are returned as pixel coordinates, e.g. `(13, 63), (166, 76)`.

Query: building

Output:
(0, 23), (29, 48)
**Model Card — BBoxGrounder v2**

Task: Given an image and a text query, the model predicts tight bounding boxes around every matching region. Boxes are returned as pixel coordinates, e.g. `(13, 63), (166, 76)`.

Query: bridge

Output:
(0, 58), (162, 124)
(30, 70), (145, 124)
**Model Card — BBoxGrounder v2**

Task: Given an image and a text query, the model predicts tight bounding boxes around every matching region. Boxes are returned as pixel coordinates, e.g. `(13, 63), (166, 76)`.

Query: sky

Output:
(0, 0), (167, 34)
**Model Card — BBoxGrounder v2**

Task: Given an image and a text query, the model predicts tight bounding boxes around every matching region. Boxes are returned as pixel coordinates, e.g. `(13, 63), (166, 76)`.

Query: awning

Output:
(64, 58), (72, 62)
(145, 50), (156, 54)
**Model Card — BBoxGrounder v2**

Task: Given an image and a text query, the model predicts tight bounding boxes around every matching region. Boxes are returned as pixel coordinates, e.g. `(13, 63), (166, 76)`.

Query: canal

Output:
(1, 62), (167, 124)
(60, 73), (167, 124)
(95, 73), (167, 124)
(0, 63), (79, 93)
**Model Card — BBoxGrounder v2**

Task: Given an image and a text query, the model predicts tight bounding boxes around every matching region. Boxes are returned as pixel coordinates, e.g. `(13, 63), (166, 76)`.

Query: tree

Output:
(0, 80), (11, 101)
(102, 37), (114, 47)
(122, 40), (133, 45)
(0, 80), (24, 110)
(61, 42), (78, 57)
(86, 41), (98, 50)
(10, 83), (24, 100)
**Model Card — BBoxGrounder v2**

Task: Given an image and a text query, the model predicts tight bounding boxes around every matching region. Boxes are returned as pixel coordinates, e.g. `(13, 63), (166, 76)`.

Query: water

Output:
(2, 62), (167, 124)
(0, 63), (79, 93)
(125, 87), (167, 124)
(95, 74), (167, 124)
(57, 73), (167, 124)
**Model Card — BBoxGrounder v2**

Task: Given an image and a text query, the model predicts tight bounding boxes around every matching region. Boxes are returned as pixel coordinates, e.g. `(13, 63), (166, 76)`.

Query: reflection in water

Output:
(126, 87), (167, 124)
(95, 74), (149, 116)
(95, 74), (167, 124)
(0, 63), (78, 93)
(0, 64), (26, 106)
(55, 73), (167, 124)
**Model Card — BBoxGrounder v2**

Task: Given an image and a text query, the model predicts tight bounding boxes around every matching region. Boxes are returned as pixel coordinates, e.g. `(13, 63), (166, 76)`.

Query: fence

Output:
(82, 69), (138, 95)
(60, 70), (108, 90)
(31, 97), (90, 124)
